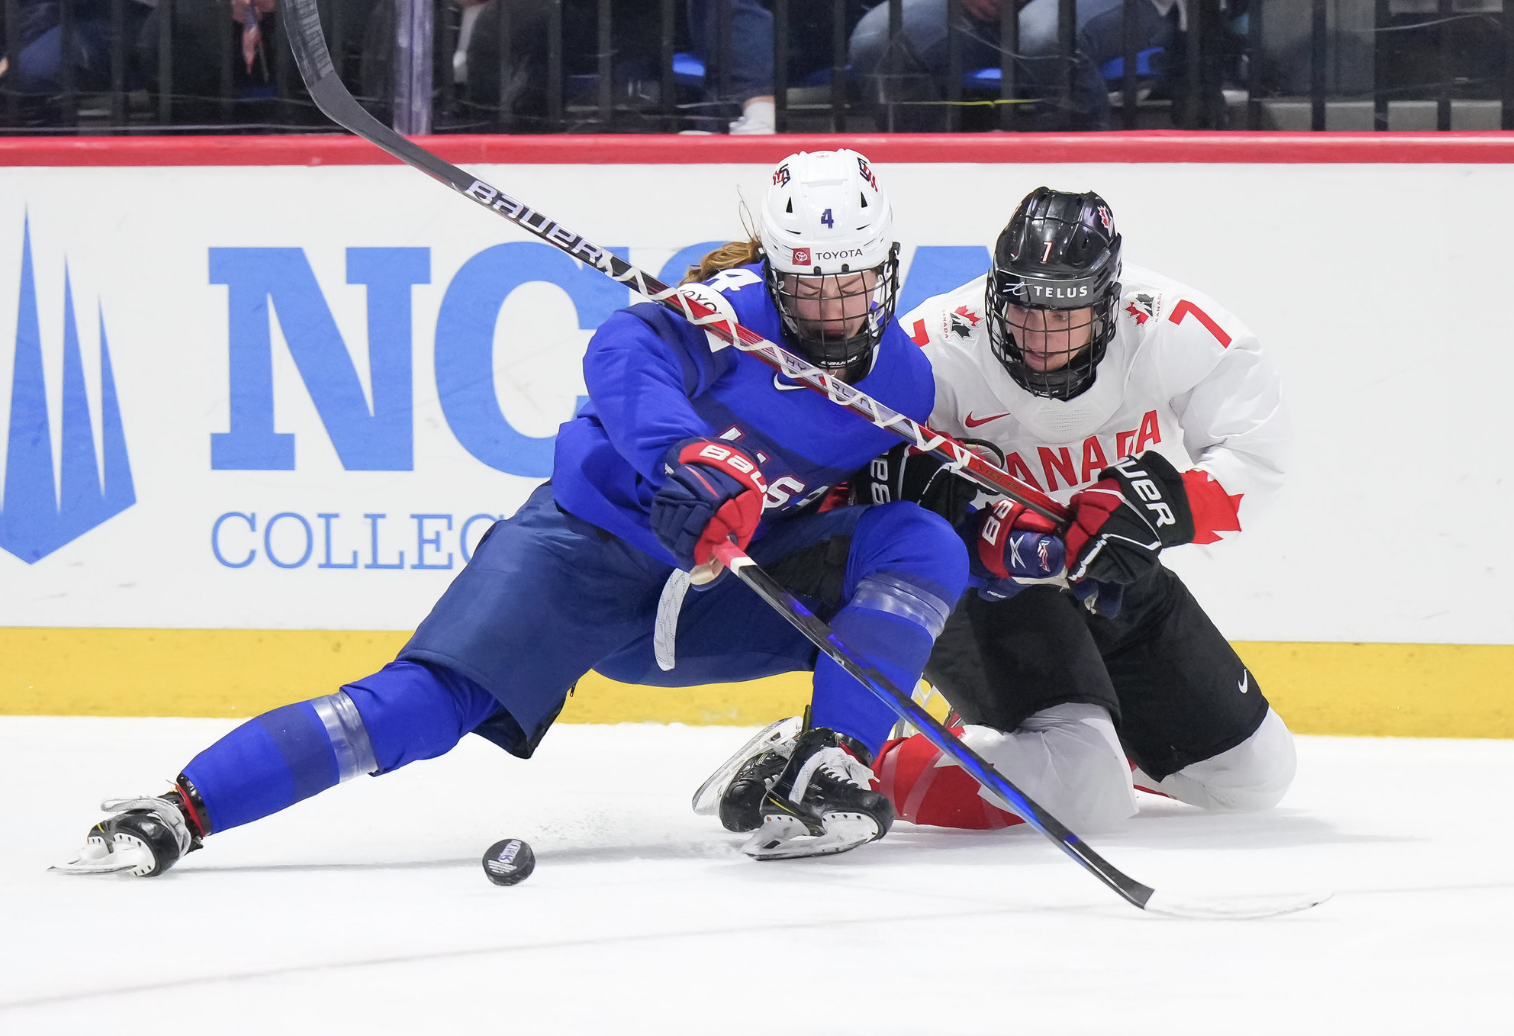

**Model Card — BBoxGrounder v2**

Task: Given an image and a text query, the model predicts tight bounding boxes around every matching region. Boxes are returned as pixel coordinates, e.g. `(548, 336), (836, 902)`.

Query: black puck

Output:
(482, 838), (536, 886)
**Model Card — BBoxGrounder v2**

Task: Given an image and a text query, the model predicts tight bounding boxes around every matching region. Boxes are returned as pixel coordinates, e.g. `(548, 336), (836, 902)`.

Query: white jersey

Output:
(904, 263), (1287, 543)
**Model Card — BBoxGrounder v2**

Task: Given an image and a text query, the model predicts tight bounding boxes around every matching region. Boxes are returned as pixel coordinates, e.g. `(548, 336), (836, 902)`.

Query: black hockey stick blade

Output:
(710, 542), (1331, 920)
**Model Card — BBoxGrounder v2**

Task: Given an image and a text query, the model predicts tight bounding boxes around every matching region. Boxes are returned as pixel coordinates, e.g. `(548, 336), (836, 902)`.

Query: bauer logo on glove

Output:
(651, 438), (769, 571)
(677, 442), (768, 493)
(1064, 451), (1196, 585)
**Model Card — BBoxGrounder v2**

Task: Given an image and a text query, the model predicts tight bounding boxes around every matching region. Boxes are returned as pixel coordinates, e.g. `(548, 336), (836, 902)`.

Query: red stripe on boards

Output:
(5, 132), (1514, 167)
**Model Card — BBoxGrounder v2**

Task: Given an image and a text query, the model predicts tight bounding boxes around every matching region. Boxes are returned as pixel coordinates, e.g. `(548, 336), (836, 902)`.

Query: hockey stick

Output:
(280, 11), (1327, 919)
(707, 540), (1330, 920)
(281, 0), (1068, 526)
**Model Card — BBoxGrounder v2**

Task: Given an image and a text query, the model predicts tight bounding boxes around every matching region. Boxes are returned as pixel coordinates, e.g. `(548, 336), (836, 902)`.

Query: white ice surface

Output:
(1, 718), (1509, 1035)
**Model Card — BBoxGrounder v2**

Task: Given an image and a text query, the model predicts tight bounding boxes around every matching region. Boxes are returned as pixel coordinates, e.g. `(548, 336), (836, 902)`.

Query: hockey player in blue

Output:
(57, 150), (974, 876)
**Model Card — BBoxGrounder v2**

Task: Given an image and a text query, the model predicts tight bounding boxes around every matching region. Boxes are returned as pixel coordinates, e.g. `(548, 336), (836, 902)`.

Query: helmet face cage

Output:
(765, 244), (900, 380)
(986, 188), (1122, 401)
(985, 284), (1118, 400)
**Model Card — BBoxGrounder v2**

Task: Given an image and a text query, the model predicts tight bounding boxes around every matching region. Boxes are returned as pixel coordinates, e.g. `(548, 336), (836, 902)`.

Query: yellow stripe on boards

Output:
(0, 629), (1510, 738)
(1234, 641), (1514, 739)
(0, 628), (812, 725)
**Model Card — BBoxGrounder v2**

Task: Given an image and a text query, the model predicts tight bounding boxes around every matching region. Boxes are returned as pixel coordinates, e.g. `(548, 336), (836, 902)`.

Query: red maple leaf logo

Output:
(1125, 301), (1149, 325)
(953, 305), (980, 326)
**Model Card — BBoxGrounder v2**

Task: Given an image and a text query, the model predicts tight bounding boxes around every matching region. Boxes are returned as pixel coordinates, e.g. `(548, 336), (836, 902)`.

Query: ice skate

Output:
(719, 742), (792, 833)
(691, 714), (802, 822)
(52, 793), (201, 877)
(741, 727), (896, 860)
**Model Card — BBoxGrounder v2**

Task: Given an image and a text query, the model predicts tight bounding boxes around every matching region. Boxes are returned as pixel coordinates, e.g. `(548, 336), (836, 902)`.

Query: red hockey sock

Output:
(874, 732), (1025, 830)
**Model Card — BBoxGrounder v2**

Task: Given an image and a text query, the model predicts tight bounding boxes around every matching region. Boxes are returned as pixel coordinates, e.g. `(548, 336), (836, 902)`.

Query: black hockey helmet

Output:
(986, 187), (1122, 400)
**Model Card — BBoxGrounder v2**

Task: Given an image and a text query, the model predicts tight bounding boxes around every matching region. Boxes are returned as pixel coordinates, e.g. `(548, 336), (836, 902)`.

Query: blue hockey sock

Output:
(810, 573), (948, 757)
(182, 661), (503, 834)
(180, 696), (364, 834)
(808, 501), (965, 758)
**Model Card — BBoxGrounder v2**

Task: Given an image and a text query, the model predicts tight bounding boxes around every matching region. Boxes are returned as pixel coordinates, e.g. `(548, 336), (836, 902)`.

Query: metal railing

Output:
(2, 0), (1513, 135)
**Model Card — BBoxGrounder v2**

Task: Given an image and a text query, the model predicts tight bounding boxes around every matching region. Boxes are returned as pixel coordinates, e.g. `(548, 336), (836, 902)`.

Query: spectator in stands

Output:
(127, 0), (282, 124)
(463, 0), (666, 131)
(1, 0), (151, 101)
(686, 1), (879, 135)
(849, 0), (1178, 131)
(686, 0), (775, 134)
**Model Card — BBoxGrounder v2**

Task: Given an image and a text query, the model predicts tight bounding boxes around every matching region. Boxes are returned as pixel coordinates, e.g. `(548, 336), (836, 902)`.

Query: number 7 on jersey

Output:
(1169, 300), (1232, 348)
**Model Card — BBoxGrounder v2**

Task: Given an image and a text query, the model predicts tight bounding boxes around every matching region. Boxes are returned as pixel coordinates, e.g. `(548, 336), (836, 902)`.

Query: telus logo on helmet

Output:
(1028, 284), (1090, 300)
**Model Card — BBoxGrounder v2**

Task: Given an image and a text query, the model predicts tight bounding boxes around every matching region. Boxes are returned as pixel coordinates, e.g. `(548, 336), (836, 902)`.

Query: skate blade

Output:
(49, 835), (155, 877)
(741, 812), (880, 860)
(692, 715), (802, 816)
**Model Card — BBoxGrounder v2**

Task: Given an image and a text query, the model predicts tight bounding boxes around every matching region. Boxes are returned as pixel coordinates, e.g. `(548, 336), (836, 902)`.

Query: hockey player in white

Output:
(872, 186), (1295, 831)
(702, 186), (1296, 835)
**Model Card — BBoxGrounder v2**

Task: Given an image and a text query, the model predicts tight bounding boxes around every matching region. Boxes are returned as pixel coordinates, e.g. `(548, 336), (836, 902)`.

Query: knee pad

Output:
(1156, 708), (1296, 812)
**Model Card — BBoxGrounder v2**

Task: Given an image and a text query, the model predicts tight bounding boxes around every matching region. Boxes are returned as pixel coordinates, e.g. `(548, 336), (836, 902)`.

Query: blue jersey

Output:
(552, 263), (936, 567)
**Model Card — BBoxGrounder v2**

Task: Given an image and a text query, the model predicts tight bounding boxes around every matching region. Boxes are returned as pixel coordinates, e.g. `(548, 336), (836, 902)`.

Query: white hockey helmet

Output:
(758, 149), (900, 378)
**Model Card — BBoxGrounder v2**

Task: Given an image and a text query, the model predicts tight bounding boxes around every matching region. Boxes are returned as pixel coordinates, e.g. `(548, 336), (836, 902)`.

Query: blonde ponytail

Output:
(681, 238), (764, 285)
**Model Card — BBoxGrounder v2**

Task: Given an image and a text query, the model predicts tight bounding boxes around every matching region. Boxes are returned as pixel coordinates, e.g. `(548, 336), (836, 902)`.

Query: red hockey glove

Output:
(1064, 451), (1195, 586)
(969, 498), (1065, 600)
(651, 439), (767, 570)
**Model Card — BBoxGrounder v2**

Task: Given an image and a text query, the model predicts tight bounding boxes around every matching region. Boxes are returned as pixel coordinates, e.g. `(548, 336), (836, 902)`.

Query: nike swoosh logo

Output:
(773, 372), (806, 392)
(1238, 671), (1249, 694)
(964, 411), (1010, 428)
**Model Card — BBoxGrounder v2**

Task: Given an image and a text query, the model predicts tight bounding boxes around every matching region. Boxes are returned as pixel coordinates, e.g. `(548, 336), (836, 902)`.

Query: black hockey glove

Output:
(1065, 451), (1195, 586)
(851, 439), (1004, 528)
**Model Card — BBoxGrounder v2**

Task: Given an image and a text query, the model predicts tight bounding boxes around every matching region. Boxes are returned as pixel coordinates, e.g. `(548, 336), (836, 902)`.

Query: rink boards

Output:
(0, 133), (1510, 735)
